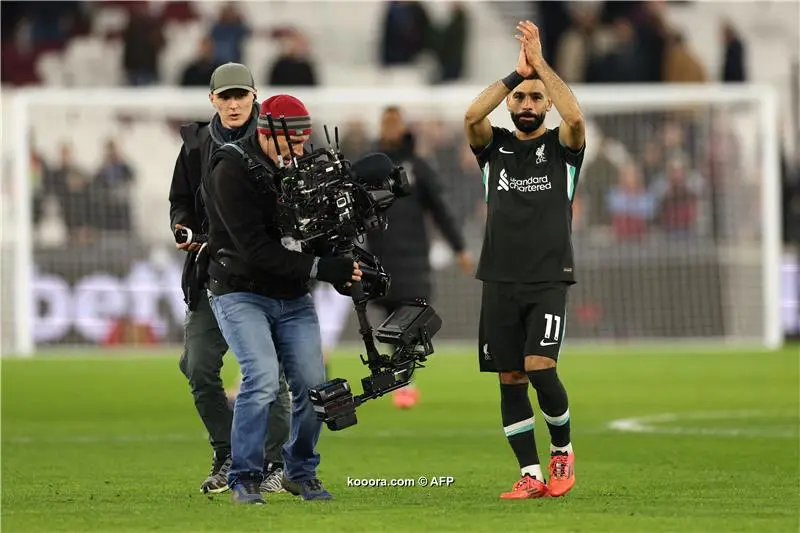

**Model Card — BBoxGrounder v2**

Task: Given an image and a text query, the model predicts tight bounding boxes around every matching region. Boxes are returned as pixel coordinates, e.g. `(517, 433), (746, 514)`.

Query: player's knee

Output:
(499, 370), (528, 385)
(524, 355), (556, 372)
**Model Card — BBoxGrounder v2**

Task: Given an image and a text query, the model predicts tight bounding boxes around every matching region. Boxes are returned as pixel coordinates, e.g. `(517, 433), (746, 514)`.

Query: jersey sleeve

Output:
(471, 126), (509, 169)
(554, 126), (586, 167)
(555, 127), (585, 201)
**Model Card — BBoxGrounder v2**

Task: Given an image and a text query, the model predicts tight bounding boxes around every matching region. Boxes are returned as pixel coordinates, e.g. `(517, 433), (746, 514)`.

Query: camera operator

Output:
(202, 94), (361, 504)
(168, 63), (291, 495)
(368, 105), (474, 407)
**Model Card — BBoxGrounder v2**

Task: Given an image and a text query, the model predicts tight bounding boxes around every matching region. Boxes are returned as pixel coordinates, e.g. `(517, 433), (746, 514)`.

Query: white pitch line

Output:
(7, 411), (797, 445)
(607, 410), (799, 438)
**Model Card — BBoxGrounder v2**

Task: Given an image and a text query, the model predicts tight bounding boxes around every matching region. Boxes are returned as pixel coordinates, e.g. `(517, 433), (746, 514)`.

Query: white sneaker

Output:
(260, 464), (286, 493)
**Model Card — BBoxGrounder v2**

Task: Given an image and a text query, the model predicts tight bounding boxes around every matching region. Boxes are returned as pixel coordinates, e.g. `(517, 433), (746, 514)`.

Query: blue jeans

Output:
(207, 290), (326, 485)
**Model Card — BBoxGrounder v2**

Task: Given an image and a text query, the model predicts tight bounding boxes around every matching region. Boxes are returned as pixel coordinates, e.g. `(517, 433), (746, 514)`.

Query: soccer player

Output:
(464, 21), (585, 499)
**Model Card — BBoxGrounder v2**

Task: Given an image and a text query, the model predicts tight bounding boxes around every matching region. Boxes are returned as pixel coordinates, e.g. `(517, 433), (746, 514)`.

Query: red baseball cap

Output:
(257, 94), (312, 136)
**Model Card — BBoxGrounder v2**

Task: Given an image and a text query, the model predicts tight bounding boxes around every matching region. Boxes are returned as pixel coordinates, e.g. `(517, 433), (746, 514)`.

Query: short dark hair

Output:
(525, 72), (541, 81)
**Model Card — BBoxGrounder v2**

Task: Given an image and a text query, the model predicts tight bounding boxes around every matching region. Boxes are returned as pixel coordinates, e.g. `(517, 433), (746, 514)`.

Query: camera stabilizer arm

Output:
(258, 112), (443, 431)
(308, 241), (442, 431)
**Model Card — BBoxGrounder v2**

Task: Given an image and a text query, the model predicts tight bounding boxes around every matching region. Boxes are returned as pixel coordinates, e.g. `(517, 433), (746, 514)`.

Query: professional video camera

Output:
(262, 113), (443, 431)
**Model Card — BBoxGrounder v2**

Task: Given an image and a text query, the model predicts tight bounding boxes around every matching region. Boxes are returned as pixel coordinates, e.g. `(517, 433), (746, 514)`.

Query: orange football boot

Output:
(499, 474), (548, 499)
(547, 452), (575, 497)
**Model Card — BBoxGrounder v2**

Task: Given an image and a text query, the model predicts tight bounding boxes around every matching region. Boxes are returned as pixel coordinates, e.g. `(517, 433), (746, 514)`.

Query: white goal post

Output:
(1, 84), (783, 356)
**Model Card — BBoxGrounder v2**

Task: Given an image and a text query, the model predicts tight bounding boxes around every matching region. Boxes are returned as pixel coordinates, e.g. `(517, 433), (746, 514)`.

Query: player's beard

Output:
(511, 111), (545, 133)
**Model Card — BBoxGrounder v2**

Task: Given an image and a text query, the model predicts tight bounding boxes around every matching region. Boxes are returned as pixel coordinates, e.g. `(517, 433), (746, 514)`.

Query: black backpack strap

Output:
(221, 142), (264, 174)
(218, 142), (275, 193)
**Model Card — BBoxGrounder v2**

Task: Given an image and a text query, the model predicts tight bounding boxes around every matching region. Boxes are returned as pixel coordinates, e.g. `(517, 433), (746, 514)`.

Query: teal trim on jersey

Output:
(482, 162), (490, 202)
(566, 163), (577, 201)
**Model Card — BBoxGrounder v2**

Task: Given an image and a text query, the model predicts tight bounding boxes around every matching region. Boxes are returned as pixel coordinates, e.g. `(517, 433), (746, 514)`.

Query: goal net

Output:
(1, 85), (782, 355)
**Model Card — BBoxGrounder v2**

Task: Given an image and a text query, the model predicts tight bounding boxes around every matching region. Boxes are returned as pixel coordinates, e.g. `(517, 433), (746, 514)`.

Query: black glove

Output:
(316, 256), (356, 285)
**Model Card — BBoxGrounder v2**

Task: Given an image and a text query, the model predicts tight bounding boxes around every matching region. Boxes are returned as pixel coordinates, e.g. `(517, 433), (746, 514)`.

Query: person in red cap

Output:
(168, 62), (292, 497)
(201, 94), (361, 504)
(253, 94), (314, 166)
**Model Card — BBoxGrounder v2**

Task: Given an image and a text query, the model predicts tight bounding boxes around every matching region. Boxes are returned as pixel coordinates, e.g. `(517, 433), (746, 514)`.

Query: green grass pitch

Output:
(2, 344), (798, 532)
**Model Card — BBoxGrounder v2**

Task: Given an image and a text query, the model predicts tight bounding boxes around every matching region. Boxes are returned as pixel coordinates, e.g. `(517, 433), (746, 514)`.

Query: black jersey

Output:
(473, 126), (584, 284)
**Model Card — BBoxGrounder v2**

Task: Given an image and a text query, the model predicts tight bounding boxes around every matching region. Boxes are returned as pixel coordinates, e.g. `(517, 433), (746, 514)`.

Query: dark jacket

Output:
(201, 135), (319, 300)
(168, 104), (259, 307)
(168, 105), (259, 232)
(367, 132), (465, 302)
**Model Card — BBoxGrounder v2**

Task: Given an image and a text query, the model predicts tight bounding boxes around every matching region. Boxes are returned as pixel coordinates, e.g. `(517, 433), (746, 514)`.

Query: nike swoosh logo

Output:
(540, 340), (558, 346)
(499, 147), (514, 154)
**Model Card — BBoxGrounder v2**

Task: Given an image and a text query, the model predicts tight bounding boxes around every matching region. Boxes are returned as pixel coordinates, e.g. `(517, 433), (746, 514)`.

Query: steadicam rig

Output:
(261, 112), (443, 431)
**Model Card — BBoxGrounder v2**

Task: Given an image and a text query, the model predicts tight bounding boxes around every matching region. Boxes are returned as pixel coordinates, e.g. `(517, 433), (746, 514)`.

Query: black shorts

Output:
(478, 281), (569, 373)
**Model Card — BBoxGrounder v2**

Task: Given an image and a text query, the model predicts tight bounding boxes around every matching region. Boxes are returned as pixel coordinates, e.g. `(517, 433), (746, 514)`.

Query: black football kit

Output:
(473, 126), (584, 371)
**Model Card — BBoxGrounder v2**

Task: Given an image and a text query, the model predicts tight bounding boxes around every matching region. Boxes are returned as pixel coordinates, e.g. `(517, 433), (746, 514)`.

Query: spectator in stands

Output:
(122, 3), (164, 86)
(181, 36), (217, 87)
(581, 136), (622, 227)
(380, 1), (432, 67)
(95, 139), (134, 232)
(585, 17), (648, 83)
(52, 143), (96, 244)
(534, 0), (571, 66)
(641, 139), (664, 187)
(606, 162), (655, 241)
(30, 146), (51, 227)
(210, 3), (250, 65)
(606, 0), (671, 83)
(1, 1), (84, 48)
(721, 20), (747, 82)
(652, 153), (701, 236)
(663, 32), (707, 83)
(267, 29), (317, 86)
(431, 1), (468, 83)
(551, 2), (603, 83)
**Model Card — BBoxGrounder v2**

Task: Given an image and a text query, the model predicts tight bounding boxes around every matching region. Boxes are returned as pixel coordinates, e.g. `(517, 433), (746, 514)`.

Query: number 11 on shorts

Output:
(544, 313), (561, 342)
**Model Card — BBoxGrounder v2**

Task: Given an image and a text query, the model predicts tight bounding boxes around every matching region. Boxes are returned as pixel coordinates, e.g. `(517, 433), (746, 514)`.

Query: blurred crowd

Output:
(1, 1), (470, 86)
(28, 104), (799, 251)
(7, 0), (798, 249)
(0, 1), (749, 87)
(30, 140), (136, 246)
(536, 0), (747, 84)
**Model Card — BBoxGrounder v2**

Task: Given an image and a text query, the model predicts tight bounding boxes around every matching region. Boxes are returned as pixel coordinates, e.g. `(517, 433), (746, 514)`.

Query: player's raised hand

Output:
(515, 41), (534, 77)
(515, 20), (544, 67)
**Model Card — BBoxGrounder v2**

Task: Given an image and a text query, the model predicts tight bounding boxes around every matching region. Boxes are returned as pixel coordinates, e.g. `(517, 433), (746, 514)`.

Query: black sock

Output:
(500, 383), (541, 478)
(527, 368), (571, 449)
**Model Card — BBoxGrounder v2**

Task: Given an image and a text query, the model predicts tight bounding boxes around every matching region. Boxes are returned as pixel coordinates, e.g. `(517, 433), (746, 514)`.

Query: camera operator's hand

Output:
(174, 224), (202, 252)
(316, 257), (362, 286)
